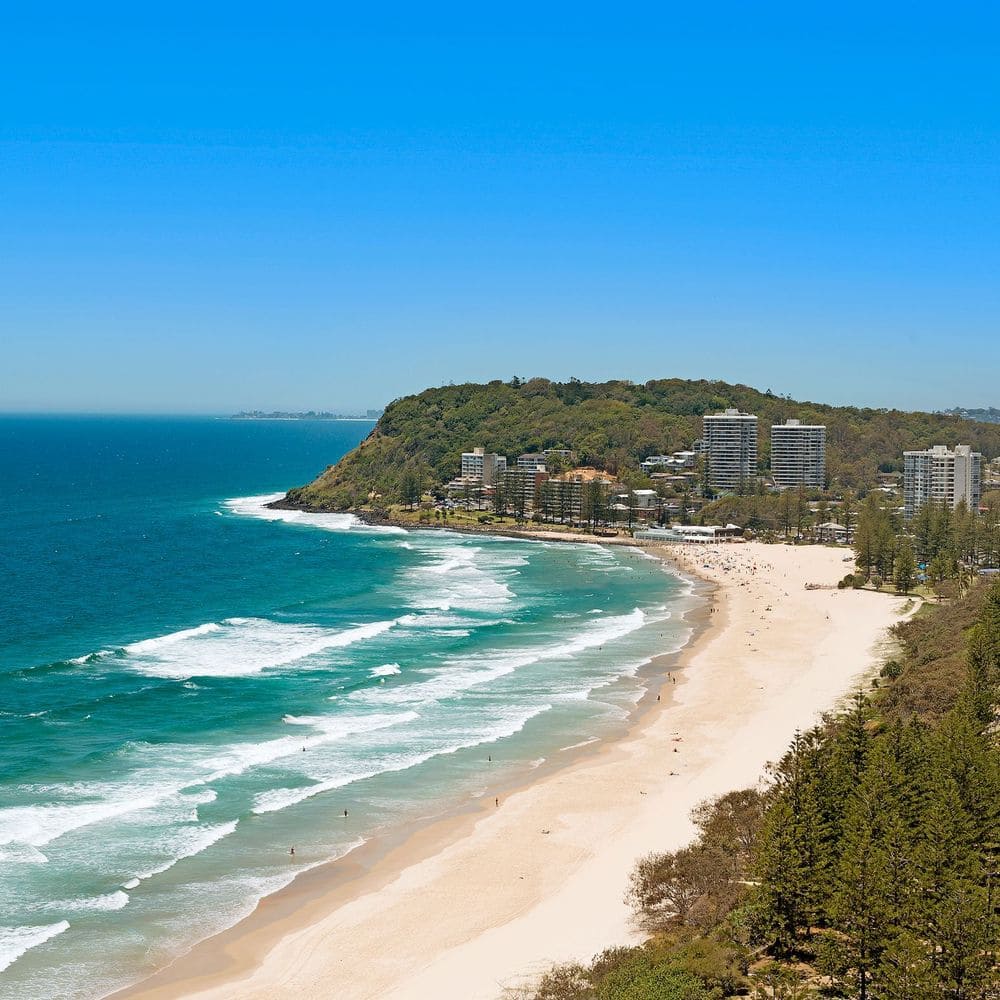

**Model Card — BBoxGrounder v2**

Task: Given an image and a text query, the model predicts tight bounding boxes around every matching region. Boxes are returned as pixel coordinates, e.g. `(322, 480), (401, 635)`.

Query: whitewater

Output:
(0, 416), (694, 999)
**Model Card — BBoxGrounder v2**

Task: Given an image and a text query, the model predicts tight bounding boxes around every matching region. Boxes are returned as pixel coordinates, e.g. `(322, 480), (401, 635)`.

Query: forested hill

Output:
(282, 378), (1000, 510)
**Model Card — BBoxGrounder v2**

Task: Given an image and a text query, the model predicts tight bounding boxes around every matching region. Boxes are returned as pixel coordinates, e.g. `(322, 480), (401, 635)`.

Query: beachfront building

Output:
(501, 467), (548, 513)
(634, 524), (743, 543)
(703, 409), (758, 492)
(631, 488), (659, 512)
(611, 488), (660, 522)
(460, 447), (507, 487)
(815, 521), (848, 544)
(903, 444), (983, 519)
(516, 453), (547, 472)
(770, 419), (826, 489)
(539, 472), (614, 523)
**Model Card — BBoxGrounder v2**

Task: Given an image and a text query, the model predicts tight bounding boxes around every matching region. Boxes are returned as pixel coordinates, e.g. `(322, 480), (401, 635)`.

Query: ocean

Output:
(0, 416), (695, 998)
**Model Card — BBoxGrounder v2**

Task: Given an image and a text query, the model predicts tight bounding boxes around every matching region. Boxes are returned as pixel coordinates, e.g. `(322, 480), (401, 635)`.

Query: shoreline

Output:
(117, 540), (912, 1000)
(113, 532), (709, 999)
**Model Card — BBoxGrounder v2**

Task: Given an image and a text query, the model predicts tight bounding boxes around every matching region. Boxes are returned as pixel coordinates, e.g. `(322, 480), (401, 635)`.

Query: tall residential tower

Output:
(703, 409), (758, 491)
(903, 444), (982, 519)
(771, 419), (826, 489)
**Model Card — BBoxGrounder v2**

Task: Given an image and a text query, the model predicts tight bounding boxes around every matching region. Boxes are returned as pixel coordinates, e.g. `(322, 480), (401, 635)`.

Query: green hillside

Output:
(282, 378), (1000, 510)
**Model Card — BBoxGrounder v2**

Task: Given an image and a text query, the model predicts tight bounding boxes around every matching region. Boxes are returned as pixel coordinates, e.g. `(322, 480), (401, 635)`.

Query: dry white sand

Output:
(126, 541), (913, 1000)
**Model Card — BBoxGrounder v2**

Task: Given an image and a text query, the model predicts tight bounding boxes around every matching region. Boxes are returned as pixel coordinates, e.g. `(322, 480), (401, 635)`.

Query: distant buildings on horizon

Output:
(232, 408), (384, 420)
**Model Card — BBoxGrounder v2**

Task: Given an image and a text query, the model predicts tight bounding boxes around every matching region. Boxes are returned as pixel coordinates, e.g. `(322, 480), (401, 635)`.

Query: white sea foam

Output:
(46, 890), (129, 913)
(135, 820), (239, 879)
(398, 539), (522, 613)
(202, 711), (418, 784)
(0, 710), (420, 849)
(0, 921), (70, 973)
(224, 494), (406, 534)
(68, 649), (115, 665)
(124, 623), (223, 655)
(559, 737), (600, 752)
(119, 617), (399, 679)
(0, 790), (179, 848)
(353, 608), (647, 709)
(122, 878), (141, 890)
(0, 843), (49, 865)
(252, 703), (550, 815)
(369, 663), (401, 678)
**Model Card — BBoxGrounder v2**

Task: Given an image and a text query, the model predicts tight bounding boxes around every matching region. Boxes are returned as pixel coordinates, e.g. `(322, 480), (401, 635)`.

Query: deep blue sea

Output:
(0, 416), (694, 999)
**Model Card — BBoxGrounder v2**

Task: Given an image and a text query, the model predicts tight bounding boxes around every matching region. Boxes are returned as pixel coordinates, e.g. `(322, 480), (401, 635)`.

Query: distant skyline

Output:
(2, 5), (999, 414)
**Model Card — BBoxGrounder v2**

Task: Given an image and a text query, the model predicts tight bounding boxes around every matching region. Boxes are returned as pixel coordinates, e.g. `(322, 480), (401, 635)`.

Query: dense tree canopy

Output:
(520, 580), (1000, 1000)
(282, 378), (1000, 510)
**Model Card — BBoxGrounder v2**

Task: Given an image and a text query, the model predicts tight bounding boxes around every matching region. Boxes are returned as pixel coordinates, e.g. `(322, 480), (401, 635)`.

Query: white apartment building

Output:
(640, 451), (697, 475)
(703, 409), (758, 491)
(771, 419), (826, 489)
(460, 447), (507, 486)
(903, 444), (982, 519)
(516, 453), (547, 471)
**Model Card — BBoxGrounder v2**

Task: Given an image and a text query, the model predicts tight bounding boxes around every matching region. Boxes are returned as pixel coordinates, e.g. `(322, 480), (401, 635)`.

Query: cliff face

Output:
(279, 377), (1000, 511)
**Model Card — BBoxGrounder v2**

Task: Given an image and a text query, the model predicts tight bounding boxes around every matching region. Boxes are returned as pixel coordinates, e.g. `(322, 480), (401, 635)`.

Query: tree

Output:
(894, 541), (916, 595)
(400, 470), (422, 510)
(827, 743), (911, 1000)
(755, 730), (832, 953)
(839, 491), (856, 542)
(491, 477), (508, 517)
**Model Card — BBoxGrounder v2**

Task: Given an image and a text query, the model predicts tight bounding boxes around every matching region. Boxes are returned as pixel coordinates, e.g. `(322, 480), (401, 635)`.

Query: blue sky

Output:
(2, 4), (998, 413)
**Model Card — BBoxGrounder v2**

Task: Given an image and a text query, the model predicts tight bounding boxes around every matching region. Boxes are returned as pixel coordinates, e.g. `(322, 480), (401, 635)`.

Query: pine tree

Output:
(755, 730), (832, 953)
(894, 541), (916, 594)
(829, 743), (910, 1000)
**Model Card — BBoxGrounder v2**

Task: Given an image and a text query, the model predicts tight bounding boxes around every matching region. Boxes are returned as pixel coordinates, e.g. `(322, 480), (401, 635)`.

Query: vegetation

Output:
(280, 378), (1000, 510)
(516, 581), (1000, 999)
(849, 492), (1000, 597)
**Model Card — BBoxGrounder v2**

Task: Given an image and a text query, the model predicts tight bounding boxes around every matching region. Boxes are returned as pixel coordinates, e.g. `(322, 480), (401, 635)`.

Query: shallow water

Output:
(0, 416), (694, 998)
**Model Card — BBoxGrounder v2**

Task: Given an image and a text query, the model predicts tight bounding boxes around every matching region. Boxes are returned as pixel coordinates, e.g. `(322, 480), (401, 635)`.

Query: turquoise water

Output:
(0, 416), (694, 998)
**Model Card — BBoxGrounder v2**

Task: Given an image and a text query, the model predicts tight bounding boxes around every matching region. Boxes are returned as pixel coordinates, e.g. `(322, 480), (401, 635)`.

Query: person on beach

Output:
(495, 797), (499, 807)
(289, 846), (295, 856)
(344, 809), (349, 818)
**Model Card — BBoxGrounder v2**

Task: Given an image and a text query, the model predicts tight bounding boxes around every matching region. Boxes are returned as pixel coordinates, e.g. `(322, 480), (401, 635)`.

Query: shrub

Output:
(880, 659), (902, 680)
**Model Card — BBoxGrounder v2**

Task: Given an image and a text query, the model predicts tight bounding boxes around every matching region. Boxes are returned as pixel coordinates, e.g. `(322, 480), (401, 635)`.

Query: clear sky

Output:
(2, 4), (998, 414)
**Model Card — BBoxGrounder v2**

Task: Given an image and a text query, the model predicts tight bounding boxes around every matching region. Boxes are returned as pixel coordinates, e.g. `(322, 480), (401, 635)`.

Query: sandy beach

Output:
(122, 540), (913, 1000)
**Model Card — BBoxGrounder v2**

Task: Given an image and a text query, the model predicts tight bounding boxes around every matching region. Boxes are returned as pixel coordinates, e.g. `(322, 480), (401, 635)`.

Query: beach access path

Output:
(126, 541), (914, 1000)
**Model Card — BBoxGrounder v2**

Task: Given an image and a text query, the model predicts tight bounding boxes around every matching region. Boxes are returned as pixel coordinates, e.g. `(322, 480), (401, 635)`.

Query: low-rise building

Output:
(516, 453), (547, 472)
(640, 455), (674, 474)
(815, 521), (848, 543)
(640, 450), (697, 475)
(634, 524), (742, 543)
(631, 488), (659, 511)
